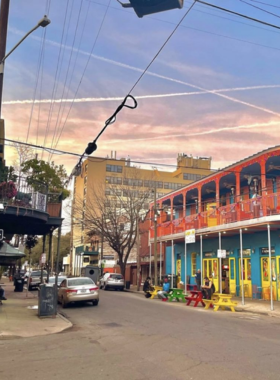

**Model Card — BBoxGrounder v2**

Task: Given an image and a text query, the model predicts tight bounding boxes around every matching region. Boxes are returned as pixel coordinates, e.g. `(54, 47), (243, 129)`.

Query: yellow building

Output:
(71, 152), (214, 275)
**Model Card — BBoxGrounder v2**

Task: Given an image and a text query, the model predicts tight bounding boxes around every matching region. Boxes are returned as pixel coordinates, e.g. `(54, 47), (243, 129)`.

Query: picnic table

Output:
(167, 288), (186, 302)
(203, 293), (237, 312)
(185, 290), (205, 307)
(148, 285), (163, 299)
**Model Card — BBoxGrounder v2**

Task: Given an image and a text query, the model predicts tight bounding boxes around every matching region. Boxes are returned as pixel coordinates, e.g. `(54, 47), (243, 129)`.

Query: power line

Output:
(3, 137), (278, 177)
(240, 0), (280, 19)
(246, 0), (280, 10)
(128, 0), (196, 94)
(196, 0), (280, 30)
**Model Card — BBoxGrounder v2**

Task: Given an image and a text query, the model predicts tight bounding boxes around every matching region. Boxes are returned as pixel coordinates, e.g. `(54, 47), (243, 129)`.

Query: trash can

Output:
(125, 281), (130, 290)
(14, 278), (24, 292)
(38, 284), (57, 317)
(167, 275), (178, 288)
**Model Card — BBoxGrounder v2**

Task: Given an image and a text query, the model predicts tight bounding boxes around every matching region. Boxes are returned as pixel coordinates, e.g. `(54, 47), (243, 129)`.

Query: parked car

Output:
(27, 270), (47, 290)
(48, 276), (67, 287)
(99, 273), (124, 291)
(57, 277), (99, 308)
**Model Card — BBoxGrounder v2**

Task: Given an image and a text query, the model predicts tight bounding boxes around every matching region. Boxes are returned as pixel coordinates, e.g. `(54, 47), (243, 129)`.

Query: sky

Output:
(2, 0), (280, 174)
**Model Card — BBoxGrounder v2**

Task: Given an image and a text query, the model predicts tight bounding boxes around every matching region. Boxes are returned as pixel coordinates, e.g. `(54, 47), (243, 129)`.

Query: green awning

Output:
(0, 242), (25, 265)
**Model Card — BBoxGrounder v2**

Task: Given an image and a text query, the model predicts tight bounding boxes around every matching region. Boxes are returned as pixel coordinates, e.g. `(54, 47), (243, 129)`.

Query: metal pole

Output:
(136, 217), (141, 291)
(154, 184), (158, 285)
(160, 239), (162, 280)
(240, 228), (245, 305)
(41, 234), (46, 284)
(219, 231), (222, 294)
(184, 241), (187, 294)
(149, 243), (151, 277)
(200, 235), (203, 279)
(0, 0), (10, 117)
(47, 230), (53, 283)
(100, 215), (104, 277)
(268, 224), (274, 311)
(171, 239), (174, 288)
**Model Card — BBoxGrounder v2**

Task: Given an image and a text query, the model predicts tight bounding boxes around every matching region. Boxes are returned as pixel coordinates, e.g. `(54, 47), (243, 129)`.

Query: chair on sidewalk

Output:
(252, 285), (262, 300)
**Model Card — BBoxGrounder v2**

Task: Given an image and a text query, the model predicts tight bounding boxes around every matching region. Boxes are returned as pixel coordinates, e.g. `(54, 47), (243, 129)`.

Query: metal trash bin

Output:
(14, 278), (24, 292)
(38, 284), (57, 317)
(125, 281), (130, 289)
(167, 274), (178, 288)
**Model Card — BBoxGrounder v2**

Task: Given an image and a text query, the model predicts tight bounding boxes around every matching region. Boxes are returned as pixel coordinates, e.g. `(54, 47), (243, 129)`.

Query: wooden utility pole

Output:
(136, 217), (141, 291)
(0, 0), (10, 117)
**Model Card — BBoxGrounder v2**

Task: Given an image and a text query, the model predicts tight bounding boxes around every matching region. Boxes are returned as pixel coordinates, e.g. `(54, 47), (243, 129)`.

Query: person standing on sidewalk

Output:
(195, 269), (201, 290)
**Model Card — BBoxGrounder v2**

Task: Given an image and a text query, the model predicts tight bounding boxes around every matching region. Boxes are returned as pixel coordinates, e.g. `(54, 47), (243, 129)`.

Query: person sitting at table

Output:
(0, 285), (7, 301)
(157, 277), (170, 300)
(201, 276), (214, 299)
(143, 277), (152, 298)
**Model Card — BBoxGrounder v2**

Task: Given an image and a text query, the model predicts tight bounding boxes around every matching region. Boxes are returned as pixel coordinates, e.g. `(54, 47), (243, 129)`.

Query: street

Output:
(1, 290), (280, 380)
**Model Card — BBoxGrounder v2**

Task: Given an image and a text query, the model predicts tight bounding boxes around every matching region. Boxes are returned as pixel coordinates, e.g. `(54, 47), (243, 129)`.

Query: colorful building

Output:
(149, 146), (280, 300)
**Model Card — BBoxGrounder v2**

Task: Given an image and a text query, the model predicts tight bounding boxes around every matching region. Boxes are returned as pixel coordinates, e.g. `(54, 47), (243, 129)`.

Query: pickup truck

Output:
(27, 270), (48, 290)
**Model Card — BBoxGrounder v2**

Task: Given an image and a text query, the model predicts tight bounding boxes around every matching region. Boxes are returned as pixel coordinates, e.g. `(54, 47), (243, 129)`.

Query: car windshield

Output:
(68, 278), (94, 287)
(49, 277), (65, 283)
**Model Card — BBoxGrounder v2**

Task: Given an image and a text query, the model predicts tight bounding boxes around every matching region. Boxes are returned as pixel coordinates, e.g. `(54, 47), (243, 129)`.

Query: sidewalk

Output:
(126, 285), (280, 317)
(0, 277), (72, 339)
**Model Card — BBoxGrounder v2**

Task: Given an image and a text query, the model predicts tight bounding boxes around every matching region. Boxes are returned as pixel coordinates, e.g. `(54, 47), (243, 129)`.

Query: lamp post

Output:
(0, 11), (51, 117)
(153, 183), (158, 286)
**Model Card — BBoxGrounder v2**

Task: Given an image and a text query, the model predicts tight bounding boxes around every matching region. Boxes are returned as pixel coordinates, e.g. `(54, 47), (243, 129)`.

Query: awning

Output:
(0, 242), (25, 265)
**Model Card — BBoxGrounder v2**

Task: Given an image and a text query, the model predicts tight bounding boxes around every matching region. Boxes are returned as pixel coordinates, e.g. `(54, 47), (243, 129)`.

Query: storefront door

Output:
(203, 258), (219, 291)
(176, 259), (181, 287)
(239, 258), (252, 297)
(276, 257), (280, 300)
(229, 258), (236, 295)
(261, 257), (277, 300)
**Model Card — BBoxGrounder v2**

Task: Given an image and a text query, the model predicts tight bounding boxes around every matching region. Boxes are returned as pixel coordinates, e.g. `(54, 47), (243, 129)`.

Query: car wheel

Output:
(92, 300), (99, 306)
(120, 287), (124, 291)
(61, 297), (68, 308)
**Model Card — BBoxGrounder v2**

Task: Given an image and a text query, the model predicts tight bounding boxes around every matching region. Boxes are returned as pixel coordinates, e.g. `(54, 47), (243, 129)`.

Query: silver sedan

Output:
(58, 277), (99, 308)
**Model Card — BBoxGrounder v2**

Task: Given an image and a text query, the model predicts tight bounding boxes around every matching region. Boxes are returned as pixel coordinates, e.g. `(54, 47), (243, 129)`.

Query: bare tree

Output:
(11, 142), (34, 183)
(73, 170), (153, 278)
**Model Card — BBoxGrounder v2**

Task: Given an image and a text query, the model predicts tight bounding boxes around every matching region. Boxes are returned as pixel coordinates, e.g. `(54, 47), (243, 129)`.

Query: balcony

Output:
(151, 191), (280, 238)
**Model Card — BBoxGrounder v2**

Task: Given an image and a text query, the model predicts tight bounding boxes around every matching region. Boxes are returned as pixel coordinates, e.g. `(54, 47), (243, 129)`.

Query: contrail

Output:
(3, 84), (280, 105)
(8, 28), (280, 118)
(103, 120), (280, 144)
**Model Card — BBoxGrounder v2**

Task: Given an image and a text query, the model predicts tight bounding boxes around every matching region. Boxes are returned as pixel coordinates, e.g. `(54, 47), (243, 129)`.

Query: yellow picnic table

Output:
(203, 293), (238, 312)
(148, 286), (163, 299)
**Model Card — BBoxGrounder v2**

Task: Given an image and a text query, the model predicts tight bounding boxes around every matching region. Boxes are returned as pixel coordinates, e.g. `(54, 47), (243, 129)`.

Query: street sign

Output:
(40, 253), (46, 264)
(0, 229), (3, 240)
(217, 249), (226, 258)
(185, 229), (195, 244)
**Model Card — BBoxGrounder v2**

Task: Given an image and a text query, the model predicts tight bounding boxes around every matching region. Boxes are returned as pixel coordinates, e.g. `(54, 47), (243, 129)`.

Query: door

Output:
(229, 258), (236, 295)
(206, 203), (217, 227)
(276, 257), (280, 300)
(261, 257), (277, 300)
(239, 258), (252, 297)
(203, 258), (219, 292)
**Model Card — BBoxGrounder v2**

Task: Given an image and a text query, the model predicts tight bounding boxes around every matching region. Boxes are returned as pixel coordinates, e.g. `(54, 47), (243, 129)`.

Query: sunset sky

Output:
(2, 0), (280, 173)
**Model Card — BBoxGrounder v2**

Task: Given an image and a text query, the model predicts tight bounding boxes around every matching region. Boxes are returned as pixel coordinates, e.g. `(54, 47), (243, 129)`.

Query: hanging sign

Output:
(185, 229), (195, 244)
(217, 249), (226, 258)
(40, 253), (46, 265)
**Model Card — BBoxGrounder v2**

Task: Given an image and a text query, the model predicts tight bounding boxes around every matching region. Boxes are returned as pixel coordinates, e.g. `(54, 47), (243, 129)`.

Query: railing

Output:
(150, 191), (280, 238)
(0, 177), (62, 216)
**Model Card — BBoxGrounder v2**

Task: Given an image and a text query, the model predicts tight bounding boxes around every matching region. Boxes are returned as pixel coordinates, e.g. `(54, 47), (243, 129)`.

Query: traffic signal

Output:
(117, 0), (184, 17)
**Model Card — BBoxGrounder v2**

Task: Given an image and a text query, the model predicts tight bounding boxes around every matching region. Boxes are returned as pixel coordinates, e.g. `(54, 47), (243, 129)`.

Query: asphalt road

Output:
(1, 290), (280, 380)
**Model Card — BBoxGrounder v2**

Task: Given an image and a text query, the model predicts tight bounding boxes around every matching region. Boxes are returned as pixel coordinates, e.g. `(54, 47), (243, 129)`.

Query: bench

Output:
(148, 286), (163, 299)
(167, 288), (186, 302)
(205, 293), (238, 312)
(185, 290), (205, 307)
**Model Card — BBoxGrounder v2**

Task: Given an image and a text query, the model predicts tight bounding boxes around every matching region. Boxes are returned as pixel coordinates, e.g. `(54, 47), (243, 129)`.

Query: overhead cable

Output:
(240, 0), (280, 19)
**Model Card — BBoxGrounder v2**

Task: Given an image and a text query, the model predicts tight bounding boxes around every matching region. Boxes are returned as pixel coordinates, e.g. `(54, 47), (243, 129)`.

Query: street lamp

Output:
(0, 13), (51, 115)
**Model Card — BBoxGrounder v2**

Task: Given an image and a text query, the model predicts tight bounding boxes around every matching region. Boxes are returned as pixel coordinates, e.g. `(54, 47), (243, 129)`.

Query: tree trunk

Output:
(119, 260), (126, 280)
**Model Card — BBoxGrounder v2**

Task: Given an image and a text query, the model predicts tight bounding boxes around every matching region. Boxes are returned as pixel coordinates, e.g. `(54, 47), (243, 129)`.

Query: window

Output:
(84, 176), (87, 185)
(83, 257), (89, 263)
(106, 176), (122, 185)
(0, 144), (3, 153)
(85, 164), (88, 172)
(183, 173), (204, 181)
(164, 182), (184, 190)
(123, 178), (143, 187)
(83, 187), (87, 196)
(191, 253), (197, 276)
(106, 164), (122, 173)
(105, 188), (111, 195)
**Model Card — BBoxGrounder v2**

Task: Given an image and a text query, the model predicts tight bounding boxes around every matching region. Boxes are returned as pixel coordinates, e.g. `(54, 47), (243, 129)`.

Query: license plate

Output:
(78, 289), (88, 294)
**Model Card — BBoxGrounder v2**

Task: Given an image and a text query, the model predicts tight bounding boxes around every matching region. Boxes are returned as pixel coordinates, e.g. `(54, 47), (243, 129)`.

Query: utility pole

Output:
(136, 216), (141, 291)
(154, 182), (158, 286)
(100, 214), (104, 277)
(0, 0), (10, 118)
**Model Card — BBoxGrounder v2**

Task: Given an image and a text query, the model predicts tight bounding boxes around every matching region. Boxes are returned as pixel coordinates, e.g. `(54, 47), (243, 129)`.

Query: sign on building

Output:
(40, 253), (46, 265)
(185, 229), (196, 244)
(217, 249), (226, 258)
(32, 192), (47, 212)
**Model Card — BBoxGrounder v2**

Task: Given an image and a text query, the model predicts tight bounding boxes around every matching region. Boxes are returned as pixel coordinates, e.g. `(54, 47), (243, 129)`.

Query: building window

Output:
(183, 173), (204, 181)
(105, 188), (111, 195)
(106, 176), (122, 185)
(106, 164), (122, 173)
(84, 176), (87, 185)
(84, 187), (87, 196)
(85, 164), (88, 172)
(83, 257), (89, 263)
(191, 253), (196, 276)
(0, 144), (3, 153)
